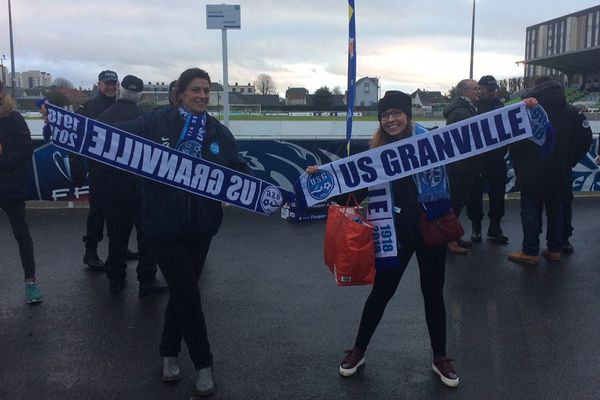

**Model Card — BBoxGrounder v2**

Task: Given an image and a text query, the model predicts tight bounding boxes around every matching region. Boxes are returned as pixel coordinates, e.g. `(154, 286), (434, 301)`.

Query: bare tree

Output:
(254, 74), (276, 95)
(332, 86), (342, 95)
(53, 77), (74, 89)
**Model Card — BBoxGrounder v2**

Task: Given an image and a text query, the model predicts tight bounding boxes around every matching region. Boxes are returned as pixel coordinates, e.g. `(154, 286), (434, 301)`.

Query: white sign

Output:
(206, 4), (241, 29)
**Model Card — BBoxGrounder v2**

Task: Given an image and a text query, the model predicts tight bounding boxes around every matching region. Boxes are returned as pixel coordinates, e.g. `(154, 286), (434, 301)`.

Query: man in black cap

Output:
(466, 75), (509, 244)
(97, 75), (167, 296)
(73, 70), (120, 271)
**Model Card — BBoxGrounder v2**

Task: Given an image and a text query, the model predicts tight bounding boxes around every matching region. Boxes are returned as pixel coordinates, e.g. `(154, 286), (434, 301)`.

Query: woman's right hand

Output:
(306, 165), (319, 175)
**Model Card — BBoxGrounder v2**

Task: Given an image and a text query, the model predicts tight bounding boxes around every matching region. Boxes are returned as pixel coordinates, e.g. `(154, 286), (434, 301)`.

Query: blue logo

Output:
(419, 167), (443, 188)
(307, 170), (335, 200)
(210, 142), (220, 155)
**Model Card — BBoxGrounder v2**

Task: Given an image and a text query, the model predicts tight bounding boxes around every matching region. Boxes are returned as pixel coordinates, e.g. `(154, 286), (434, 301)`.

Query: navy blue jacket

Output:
(118, 106), (251, 241)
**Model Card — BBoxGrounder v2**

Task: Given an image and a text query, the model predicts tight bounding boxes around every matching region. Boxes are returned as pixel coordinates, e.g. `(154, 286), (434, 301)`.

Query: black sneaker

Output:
(138, 279), (169, 297)
(487, 221), (508, 244)
(109, 279), (127, 294)
(339, 347), (365, 377)
(471, 221), (482, 243)
(83, 252), (105, 271)
(432, 356), (459, 387)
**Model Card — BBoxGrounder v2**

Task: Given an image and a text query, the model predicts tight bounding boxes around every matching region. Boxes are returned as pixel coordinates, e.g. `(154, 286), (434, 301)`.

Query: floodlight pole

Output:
(469, 0), (476, 79)
(8, 0), (17, 98)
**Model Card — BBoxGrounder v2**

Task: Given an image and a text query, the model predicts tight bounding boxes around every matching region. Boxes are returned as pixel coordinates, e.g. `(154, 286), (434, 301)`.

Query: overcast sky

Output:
(1, 1), (598, 96)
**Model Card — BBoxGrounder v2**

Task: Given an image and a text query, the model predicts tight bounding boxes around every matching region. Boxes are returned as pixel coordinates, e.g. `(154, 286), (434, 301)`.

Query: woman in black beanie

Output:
(306, 90), (459, 387)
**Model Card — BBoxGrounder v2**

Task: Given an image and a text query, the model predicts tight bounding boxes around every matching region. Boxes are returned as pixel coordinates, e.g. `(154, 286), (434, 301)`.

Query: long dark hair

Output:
(369, 119), (413, 149)
(174, 68), (211, 105)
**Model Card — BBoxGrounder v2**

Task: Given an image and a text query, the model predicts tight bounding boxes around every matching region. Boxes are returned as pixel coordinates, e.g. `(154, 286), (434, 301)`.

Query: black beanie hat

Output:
(378, 90), (412, 120)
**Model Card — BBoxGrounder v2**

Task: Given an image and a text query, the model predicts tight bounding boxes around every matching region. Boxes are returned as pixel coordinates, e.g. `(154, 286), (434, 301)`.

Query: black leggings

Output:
(1, 199), (36, 280)
(354, 244), (447, 357)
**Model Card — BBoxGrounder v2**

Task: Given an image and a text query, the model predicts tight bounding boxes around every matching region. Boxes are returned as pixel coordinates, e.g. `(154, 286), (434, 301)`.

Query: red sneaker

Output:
(339, 347), (365, 377)
(432, 356), (459, 387)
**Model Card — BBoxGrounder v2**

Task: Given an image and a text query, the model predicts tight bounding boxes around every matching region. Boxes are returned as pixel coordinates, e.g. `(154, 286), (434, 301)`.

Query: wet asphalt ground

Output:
(1, 196), (599, 400)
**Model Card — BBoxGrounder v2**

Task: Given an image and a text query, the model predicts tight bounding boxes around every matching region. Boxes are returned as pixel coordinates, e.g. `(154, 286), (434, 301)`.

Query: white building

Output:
(7, 70), (52, 89)
(355, 77), (379, 107)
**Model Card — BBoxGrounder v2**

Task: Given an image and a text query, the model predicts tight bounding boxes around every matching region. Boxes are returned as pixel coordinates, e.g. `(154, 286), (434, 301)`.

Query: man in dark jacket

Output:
(443, 78), (481, 254)
(73, 70), (119, 271)
(467, 75), (509, 244)
(0, 81), (41, 303)
(97, 75), (167, 296)
(507, 77), (589, 264)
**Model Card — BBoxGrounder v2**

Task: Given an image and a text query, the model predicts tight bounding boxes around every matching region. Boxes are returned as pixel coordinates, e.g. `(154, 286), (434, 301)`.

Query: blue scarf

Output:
(176, 106), (207, 158)
(412, 124), (452, 220)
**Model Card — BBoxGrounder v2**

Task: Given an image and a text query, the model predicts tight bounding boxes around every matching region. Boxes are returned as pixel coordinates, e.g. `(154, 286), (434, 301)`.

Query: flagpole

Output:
(469, 0), (476, 79)
(8, 0), (17, 98)
(346, 0), (357, 157)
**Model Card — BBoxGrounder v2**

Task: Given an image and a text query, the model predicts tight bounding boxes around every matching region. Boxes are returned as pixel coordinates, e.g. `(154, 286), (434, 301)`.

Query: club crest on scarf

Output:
(177, 106), (206, 158)
(307, 170), (335, 200)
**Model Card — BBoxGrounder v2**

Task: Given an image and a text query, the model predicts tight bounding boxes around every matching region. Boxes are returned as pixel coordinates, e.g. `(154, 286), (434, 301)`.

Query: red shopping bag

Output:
(324, 197), (375, 286)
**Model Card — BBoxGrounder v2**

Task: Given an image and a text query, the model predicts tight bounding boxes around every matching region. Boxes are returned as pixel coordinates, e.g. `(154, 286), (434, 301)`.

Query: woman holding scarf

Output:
(307, 90), (459, 387)
(117, 68), (251, 397)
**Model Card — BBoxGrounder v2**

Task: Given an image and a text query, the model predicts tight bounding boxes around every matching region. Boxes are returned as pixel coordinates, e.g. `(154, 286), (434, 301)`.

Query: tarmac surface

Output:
(1, 197), (599, 400)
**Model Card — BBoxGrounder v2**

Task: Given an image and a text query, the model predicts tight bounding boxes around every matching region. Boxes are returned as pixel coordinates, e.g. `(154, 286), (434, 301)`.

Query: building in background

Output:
(7, 70), (52, 89)
(523, 5), (600, 86)
(355, 77), (379, 107)
(285, 87), (309, 105)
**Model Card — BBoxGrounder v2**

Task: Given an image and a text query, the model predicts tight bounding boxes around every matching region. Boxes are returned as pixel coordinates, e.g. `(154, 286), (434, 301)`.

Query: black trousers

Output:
(1, 199), (36, 280)
(354, 243), (447, 357)
(448, 169), (478, 219)
(104, 181), (156, 283)
(466, 153), (507, 223)
(561, 179), (574, 241)
(151, 237), (213, 370)
(82, 168), (107, 252)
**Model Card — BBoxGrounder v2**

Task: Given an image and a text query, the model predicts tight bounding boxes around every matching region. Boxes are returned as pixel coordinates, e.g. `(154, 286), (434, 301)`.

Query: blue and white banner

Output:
(44, 103), (292, 216)
(296, 102), (547, 207)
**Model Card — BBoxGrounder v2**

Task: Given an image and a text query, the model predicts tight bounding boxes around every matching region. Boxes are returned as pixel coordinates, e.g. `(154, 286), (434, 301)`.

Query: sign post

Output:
(207, 4), (241, 127)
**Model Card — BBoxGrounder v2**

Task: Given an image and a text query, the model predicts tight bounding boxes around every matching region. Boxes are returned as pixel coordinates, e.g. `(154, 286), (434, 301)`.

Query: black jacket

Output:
(118, 106), (251, 241)
(443, 97), (482, 172)
(510, 81), (588, 193)
(97, 99), (143, 183)
(70, 93), (117, 184)
(335, 176), (424, 248)
(0, 111), (33, 202)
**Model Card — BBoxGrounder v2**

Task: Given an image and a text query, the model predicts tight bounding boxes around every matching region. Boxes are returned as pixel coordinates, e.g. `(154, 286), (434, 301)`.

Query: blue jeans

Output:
(520, 192), (563, 255)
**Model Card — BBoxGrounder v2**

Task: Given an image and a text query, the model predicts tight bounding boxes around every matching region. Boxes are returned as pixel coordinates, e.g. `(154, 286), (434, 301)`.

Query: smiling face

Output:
(98, 80), (119, 97)
(380, 108), (409, 138)
(179, 78), (210, 115)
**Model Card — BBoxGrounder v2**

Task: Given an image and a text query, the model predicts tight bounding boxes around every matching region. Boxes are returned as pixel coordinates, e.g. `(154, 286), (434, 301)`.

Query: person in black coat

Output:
(73, 70), (119, 271)
(117, 68), (251, 397)
(467, 75), (509, 244)
(0, 81), (41, 304)
(507, 77), (589, 264)
(306, 91), (460, 388)
(443, 78), (481, 254)
(97, 75), (166, 296)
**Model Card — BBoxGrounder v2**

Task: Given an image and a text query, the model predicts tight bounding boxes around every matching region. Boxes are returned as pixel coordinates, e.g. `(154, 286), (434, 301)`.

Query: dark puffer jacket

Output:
(476, 97), (507, 162)
(117, 106), (251, 241)
(443, 97), (483, 172)
(510, 80), (588, 193)
(0, 111), (33, 202)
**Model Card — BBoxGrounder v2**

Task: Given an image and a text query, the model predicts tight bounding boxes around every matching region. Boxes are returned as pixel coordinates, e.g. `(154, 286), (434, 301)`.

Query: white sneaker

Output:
(195, 366), (215, 397)
(161, 357), (180, 382)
